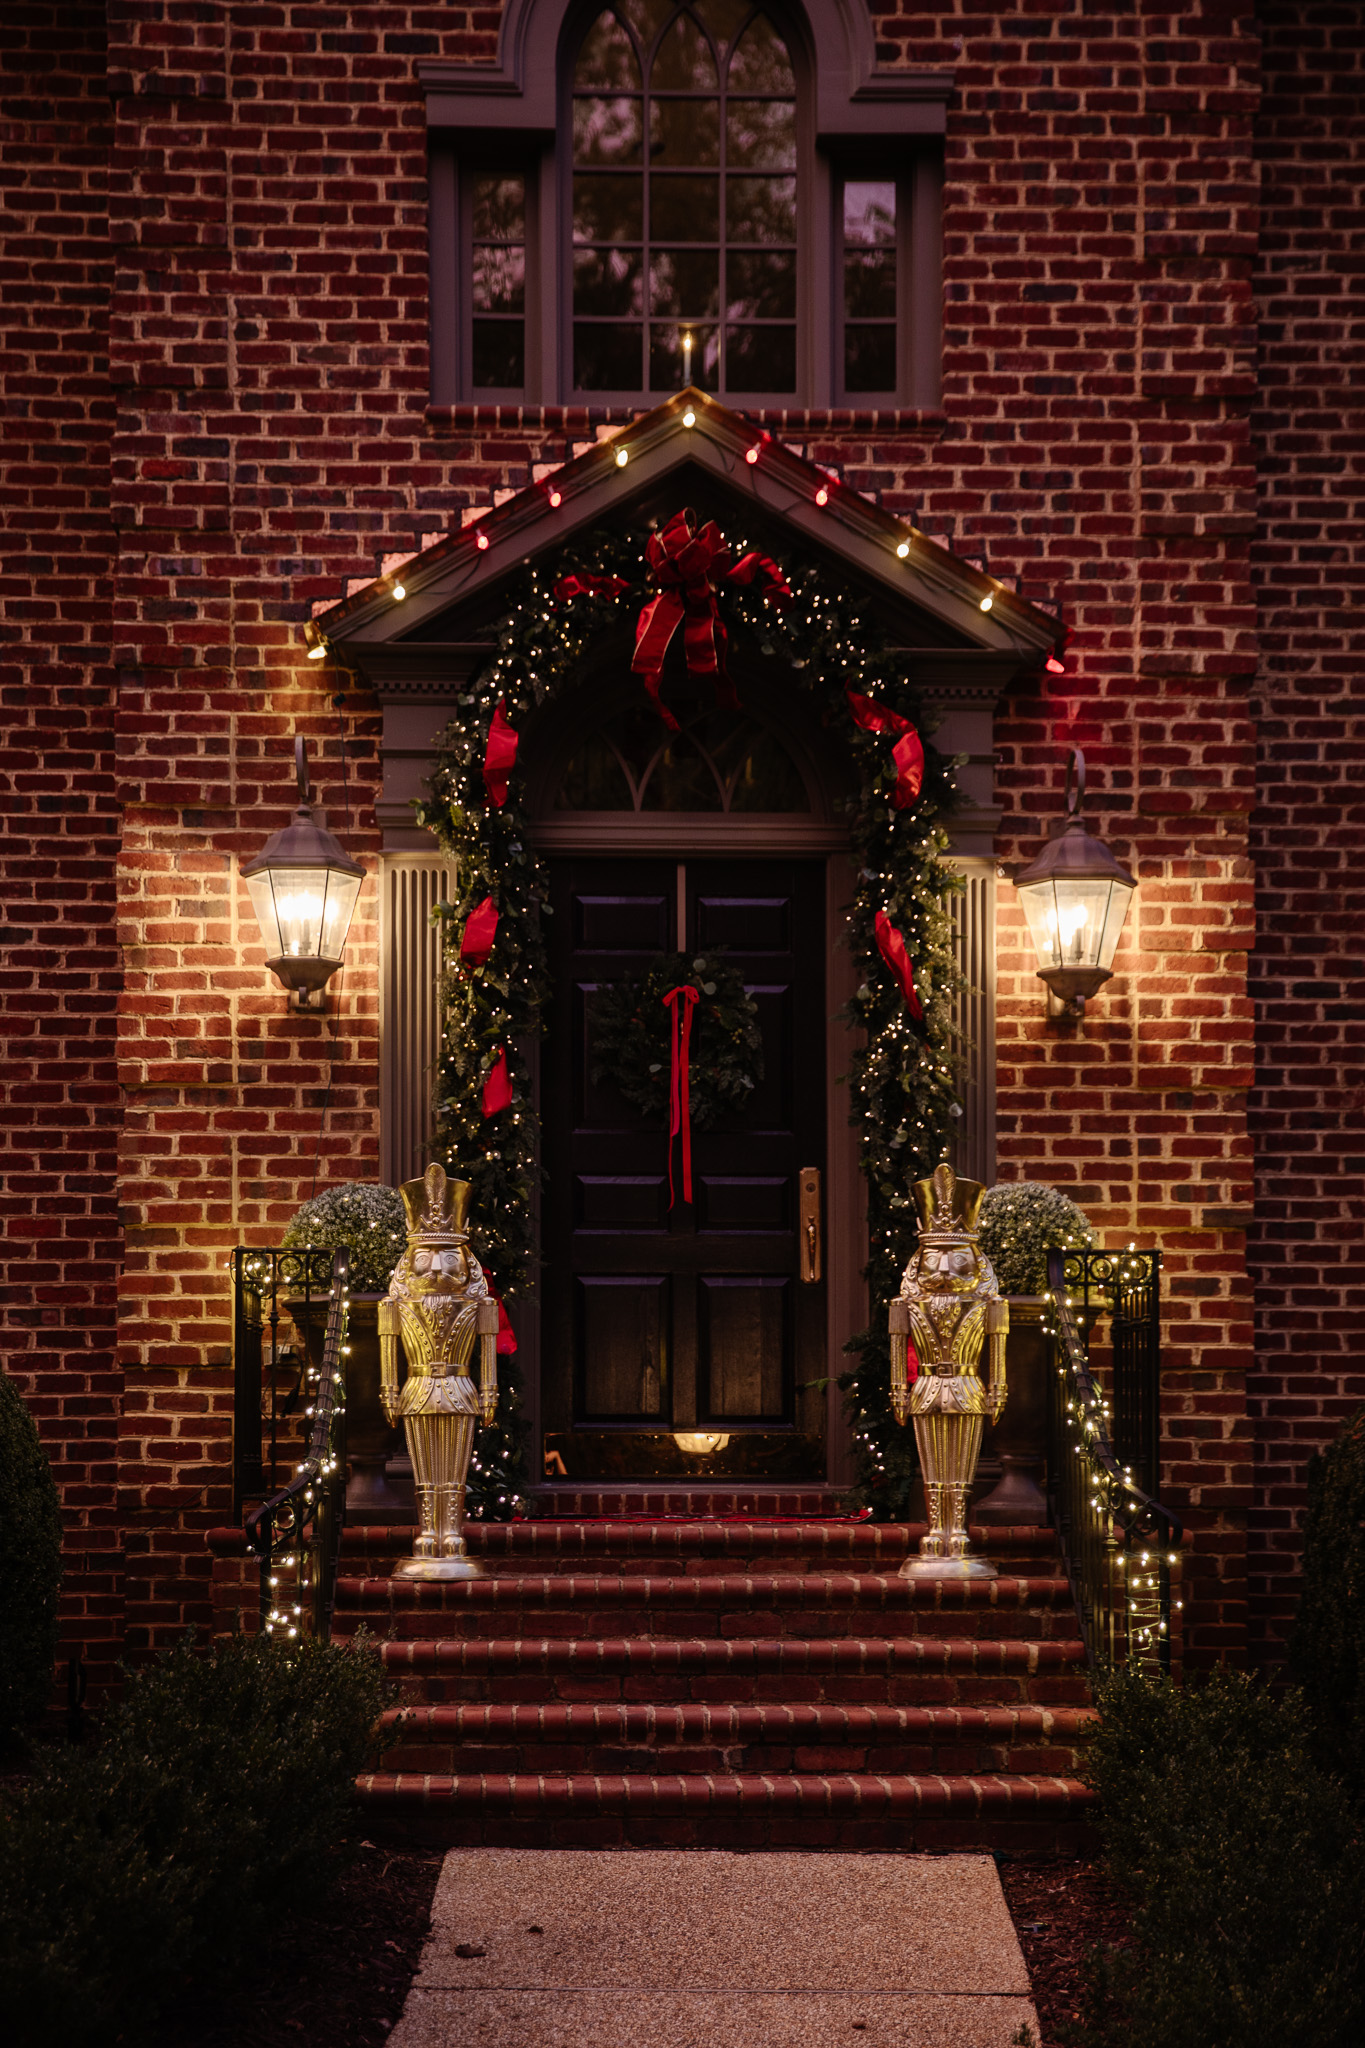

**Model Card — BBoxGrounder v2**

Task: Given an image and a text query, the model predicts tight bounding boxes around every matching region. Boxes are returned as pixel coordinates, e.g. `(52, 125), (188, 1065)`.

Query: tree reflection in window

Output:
(556, 701), (810, 812)
(572, 0), (798, 397)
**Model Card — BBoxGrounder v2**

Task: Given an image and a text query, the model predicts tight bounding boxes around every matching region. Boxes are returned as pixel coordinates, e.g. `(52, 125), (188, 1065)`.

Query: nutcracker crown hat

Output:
(400, 1161), (471, 1244)
(913, 1161), (984, 1240)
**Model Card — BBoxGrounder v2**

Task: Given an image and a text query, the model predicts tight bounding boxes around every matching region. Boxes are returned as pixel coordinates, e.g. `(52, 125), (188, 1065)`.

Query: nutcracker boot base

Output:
(395, 1410), (482, 1578)
(900, 1410), (996, 1580)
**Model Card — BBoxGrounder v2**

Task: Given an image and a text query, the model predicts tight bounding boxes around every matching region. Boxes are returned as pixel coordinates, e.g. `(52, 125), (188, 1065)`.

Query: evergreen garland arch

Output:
(415, 517), (966, 1517)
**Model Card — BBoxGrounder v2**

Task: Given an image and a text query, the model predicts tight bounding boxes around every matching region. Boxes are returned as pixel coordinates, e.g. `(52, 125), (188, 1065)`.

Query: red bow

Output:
(874, 911), (925, 1022)
(662, 984), (699, 1206)
(555, 572), (630, 604)
(460, 896), (499, 969)
(846, 689), (924, 810)
(493, 1290), (517, 1357)
(481, 1046), (513, 1117)
(483, 700), (518, 808)
(633, 510), (791, 732)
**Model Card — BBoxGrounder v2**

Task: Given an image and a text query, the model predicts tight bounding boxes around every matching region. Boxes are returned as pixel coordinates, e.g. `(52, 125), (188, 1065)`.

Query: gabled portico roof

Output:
(308, 389), (1066, 702)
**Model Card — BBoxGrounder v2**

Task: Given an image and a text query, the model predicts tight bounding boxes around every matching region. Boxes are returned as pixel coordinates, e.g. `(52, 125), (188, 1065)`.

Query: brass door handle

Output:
(799, 1166), (822, 1283)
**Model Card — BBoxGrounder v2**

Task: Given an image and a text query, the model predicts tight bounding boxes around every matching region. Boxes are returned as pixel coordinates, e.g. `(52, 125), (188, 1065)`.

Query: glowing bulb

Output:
(745, 445), (759, 465)
(476, 532), (490, 550)
(683, 408), (696, 427)
(979, 592), (993, 611)
(615, 446), (629, 467)
(548, 488), (561, 507)
(815, 485), (828, 506)
(896, 540), (910, 559)
(307, 641), (327, 660)
(392, 581), (406, 601)
(1046, 654), (1065, 675)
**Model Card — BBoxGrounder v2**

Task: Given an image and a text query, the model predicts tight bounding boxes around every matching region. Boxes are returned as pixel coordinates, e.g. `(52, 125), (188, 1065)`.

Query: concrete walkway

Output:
(388, 1849), (1039, 2047)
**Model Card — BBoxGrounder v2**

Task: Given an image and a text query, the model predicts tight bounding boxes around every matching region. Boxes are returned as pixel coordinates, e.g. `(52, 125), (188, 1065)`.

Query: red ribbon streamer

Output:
(460, 896), (499, 968)
(874, 910), (925, 1022)
(632, 509), (791, 731)
(554, 572), (630, 604)
(493, 1290), (517, 1357)
(482, 700), (518, 808)
(845, 689), (924, 810)
(481, 1046), (513, 1117)
(662, 984), (699, 1207)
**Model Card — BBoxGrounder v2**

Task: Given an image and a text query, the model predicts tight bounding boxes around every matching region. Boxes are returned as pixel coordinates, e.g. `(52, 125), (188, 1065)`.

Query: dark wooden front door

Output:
(542, 856), (828, 1480)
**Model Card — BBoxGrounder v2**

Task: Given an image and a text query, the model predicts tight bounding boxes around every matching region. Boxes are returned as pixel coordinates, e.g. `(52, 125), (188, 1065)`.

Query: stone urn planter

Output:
(289, 1293), (414, 1524)
(974, 1297), (1052, 1525)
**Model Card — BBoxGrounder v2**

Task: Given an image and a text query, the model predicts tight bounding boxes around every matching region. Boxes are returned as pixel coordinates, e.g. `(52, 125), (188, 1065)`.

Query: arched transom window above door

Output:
(556, 697), (813, 812)
(572, 2), (798, 399)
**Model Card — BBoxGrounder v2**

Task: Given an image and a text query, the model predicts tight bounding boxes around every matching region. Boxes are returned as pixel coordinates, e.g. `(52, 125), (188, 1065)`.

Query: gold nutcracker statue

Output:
(379, 1163), (500, 1579)
(888, 1162), (1009, 1579)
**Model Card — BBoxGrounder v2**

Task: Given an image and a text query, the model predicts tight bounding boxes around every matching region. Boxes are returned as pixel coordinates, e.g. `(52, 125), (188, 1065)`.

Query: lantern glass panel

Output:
(246, 865), (361, 965)
(1018, 874), (1133, 975)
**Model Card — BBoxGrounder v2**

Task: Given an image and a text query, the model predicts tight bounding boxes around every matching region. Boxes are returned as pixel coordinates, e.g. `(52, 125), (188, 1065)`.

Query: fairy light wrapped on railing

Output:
(244, 1247), (350, 1642)
(1042, 1245), (1182, 1674)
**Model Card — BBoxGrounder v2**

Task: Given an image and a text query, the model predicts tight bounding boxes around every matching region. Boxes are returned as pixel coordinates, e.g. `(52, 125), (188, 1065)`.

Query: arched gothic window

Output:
(570, 2), (798, 398)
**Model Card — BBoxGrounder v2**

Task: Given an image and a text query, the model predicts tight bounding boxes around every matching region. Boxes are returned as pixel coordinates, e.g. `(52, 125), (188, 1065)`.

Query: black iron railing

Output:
(1044, 1245), (1181, 1674)
(234, 1247), (350, 1641)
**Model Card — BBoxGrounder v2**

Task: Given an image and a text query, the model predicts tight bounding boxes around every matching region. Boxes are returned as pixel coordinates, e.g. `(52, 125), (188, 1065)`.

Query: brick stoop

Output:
(326, 1518), (1096, 1853)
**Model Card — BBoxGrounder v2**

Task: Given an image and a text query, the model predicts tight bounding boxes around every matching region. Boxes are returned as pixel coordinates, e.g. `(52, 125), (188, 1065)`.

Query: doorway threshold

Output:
(523, 1482), (857, 1520)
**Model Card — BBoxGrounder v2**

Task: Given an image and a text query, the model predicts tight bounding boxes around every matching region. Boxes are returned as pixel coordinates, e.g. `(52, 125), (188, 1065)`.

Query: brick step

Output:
(355, 1766), (1095, 1853)
(335, 1520), (1059, 1577)
(373, 1633), (1090, 1707)
(337, 1572), (1076, 1642)
(526, 1488), (849, 1517)
(378, 1701), (1098, 1777)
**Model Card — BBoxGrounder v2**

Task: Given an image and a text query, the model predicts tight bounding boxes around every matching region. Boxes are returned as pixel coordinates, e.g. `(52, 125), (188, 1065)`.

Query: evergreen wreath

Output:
(415, 516), (968, 1519)
(590, 952), (763, 1127)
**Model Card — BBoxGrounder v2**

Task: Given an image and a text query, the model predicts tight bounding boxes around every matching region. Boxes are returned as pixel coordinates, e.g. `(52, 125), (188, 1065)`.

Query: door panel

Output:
(543, 856), (827, 1481)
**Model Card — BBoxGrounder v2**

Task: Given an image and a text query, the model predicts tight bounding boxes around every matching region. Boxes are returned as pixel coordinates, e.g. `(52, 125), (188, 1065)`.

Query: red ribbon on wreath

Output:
(481, 1046), (513, 1117)
(460, 896), (499, 968)
(845, 688), (925, 810)
(874, 910), (925, 1023)
(633, 510), (792, 732)
(483, 700), (519, 808)
(554, 572), (630, 604)
(661, 983), (699, 1207)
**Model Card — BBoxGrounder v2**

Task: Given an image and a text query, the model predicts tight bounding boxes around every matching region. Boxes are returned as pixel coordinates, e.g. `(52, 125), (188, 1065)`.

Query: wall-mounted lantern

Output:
(242, 737), (365, 1010)
(1013, 749), (1136, 1019)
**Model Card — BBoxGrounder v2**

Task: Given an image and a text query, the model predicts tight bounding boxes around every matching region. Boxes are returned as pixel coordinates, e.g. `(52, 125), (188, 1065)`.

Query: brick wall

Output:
(1246, 1), (1365, 1666)
(0, 5), (122, 1694)
(4, 1), (1311, 1667)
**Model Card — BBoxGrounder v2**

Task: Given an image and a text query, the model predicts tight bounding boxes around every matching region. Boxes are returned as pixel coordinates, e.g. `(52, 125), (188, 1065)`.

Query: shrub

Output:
(977, 1179), (1096, 1297)
(0, 1630), (395, 2045)
(1079, 1664), (1365, 2048)
(283, 1180), (408, 1293)
(0, 1368), (63, 1741)
(1291, 1403), (1365, 1799)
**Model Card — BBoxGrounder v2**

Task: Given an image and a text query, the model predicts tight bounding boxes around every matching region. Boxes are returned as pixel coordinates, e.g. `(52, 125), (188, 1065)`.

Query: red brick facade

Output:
(0, 2), (1356, 1678)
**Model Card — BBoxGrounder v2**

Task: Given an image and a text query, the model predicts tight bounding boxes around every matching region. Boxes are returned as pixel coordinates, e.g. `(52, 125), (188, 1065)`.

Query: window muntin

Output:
(571, 1), (798, 398)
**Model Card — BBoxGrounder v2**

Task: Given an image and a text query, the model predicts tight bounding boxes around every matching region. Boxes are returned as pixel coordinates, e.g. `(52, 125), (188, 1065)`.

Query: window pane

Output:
(726, 175), (795, 243)
(844, 180), (895, 246)
(651, 10), (718, 88)
(575, 321), (645, 388)
(650, 96), (719, 165)
(725, 322), (795, 391)
(472, 174), (525, 242)
(726, 13), (794, 92)
(844, 248), (895, 319)
(725, 98), (796, 169)
(651, 174), (720, 240)
(650, 321), (718, 388)
(726, 248), (795, 320)
(640, 733), (724, 810)
(557, 733), (635, 810)
(695, 0), (751, 57)
(472, 243), (525, 314)
(617, 0), (676, 56)
(573, 173), (644, 243)
(650, 247), (720, 317)
(574, 246), (645, 316)
(844, 324), (896, 393)
(574, 95), (644, 164)
(472, 319), (525, 388)
(576, 11), (642, 89)
(728, 731), (810, 811)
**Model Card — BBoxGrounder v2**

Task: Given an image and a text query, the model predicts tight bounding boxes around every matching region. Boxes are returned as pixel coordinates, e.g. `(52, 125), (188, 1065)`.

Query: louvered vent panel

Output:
(946, 859), (997, 1187)
(380, 857), (452, 1188)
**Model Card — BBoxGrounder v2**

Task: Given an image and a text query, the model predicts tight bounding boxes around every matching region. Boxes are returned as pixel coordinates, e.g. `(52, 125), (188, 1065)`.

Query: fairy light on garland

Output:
(416, 518), (971, 1518)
